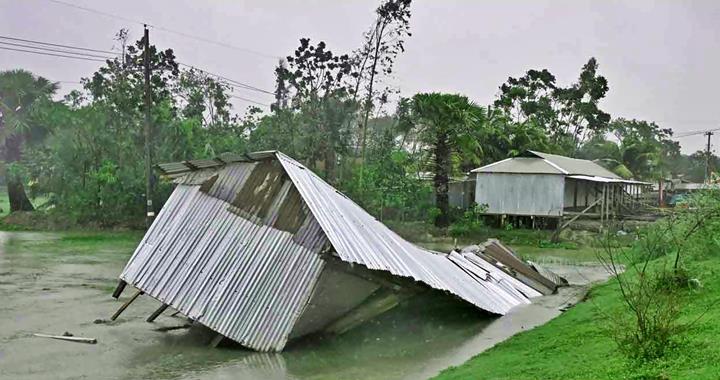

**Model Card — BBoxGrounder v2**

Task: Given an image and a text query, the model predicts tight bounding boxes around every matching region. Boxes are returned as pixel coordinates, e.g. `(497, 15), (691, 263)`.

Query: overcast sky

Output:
(2, 0), (719, 153)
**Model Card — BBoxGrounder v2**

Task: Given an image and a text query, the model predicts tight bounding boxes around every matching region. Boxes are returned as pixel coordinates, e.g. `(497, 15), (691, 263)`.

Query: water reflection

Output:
(127, 294), (492, 380)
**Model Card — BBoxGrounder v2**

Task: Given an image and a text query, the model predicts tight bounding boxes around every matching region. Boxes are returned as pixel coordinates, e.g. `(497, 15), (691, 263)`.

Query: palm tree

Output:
(0, 70), (58, 211)
(399, 93), (484, 227)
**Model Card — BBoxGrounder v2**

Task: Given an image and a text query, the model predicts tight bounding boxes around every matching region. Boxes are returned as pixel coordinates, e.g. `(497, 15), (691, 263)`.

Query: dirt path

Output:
(0, 232), (612, 380)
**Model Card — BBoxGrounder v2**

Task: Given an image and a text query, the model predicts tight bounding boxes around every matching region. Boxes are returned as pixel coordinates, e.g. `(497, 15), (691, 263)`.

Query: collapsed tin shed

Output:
(114, 151), (541, 352)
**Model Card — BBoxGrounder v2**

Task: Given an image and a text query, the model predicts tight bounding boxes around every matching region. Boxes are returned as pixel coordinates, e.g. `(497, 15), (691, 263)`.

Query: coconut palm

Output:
(399, 93), (485, 227)
(0, 70), (58, 211)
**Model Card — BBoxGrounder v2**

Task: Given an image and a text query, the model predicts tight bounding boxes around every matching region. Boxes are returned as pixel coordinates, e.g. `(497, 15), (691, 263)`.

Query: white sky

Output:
(2, 0), (719, 154)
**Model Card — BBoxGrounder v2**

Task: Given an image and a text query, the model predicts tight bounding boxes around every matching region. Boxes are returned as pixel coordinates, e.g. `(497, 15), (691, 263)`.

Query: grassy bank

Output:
(434, 257), (720, 379)
(434, 196), (720, 380)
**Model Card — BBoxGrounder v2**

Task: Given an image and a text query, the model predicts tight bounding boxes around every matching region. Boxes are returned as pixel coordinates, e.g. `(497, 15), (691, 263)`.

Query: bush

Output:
(448, 204), (487, 238)
(597, 189), (720, 363)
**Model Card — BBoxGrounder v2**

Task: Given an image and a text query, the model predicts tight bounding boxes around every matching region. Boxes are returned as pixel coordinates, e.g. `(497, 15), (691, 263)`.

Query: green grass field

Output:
(433, 256), (720, 380)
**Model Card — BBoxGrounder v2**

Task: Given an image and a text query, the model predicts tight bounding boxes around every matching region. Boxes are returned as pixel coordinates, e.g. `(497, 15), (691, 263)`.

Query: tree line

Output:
(0, 0), (708, 228)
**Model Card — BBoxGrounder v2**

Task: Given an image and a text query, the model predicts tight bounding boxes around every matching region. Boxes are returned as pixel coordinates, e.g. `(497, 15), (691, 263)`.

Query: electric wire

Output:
(0, 45), (107, 62)
(0, 41), (117, 60)
(1, 35), (273, 107)
(673, 127), (720, 139)
(0, 35), (117, 55)
(230, 95), (271, 107)
(177, 62), (274, 95)
(44, 0), (280, 59)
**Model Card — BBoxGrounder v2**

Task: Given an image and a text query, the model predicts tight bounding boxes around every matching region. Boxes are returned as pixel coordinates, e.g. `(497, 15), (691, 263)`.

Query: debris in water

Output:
(33, 333), (97, 344)
(154, 324), (192, 332)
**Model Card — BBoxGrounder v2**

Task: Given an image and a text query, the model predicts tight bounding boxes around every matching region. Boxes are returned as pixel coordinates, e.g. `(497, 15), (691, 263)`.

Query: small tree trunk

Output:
(4, 134), (34, 212)
(324, 142), (337, 185)
(434, 133), (451, 228)
(8, 180), (34, 212)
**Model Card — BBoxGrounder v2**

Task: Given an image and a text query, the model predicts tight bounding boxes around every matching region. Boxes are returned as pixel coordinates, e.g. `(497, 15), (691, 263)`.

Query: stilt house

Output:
(471, 151), (651, 222)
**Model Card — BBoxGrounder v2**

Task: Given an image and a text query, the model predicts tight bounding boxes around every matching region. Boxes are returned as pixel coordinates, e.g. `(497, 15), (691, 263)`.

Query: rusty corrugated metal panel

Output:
(120, 161), (329, 351)
(276, 152), (536, 315)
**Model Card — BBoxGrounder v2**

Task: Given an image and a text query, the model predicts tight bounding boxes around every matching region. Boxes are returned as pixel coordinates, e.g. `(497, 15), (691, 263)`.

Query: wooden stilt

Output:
(111, 280), (127, 299)
(146, 304), (169, 323)
(209, 333), (225, 348)
(111, 289), (143, 321)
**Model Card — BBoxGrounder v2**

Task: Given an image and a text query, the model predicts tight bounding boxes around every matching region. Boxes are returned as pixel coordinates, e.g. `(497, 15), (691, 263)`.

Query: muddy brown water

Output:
(0, 232), (611, 380)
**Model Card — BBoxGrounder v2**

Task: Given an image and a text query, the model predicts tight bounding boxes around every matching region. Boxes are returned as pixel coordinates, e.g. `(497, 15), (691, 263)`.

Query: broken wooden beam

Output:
(110, 289), (143, 321)
(146, 304), (169, 323)
(324, 288), (412, 335)
(154, 324), (191, 332)
(111, 280), (127, 299)
(33, 333), (97, 344)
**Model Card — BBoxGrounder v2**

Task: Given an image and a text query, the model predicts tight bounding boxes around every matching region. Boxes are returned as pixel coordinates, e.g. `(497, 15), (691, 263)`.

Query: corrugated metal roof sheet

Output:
(567, 175), (652, 185)
(119, 151), (540, 352)
(471, 151), (622, 180)
(528, 151), (621, 179)
(277, 152), (536, 314)
(471, 157), (563, 175)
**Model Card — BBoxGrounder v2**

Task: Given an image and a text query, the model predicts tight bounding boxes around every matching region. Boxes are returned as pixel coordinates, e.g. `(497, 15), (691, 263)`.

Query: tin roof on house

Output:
(119, 151), (541, 352)
(471, 150), (621, 179)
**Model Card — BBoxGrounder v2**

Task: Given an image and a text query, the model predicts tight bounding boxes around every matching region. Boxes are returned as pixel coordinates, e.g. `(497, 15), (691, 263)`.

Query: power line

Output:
(0, 35), (117, 55)
(230, 95), (271, 107)
(0, 45), (107, 62)
(0, 34), (272, 98)
(45, 0), (146, 27)
(673, 127), (720, 139)
(0, 41), (116, 60)
(177, 62), (274, 95)
(44, 0), (280, 60)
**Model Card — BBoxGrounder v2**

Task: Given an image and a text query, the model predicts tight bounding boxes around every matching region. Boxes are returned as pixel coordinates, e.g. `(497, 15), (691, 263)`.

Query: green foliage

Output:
(398, 93), (487, 227)
(494, 58), (611, 151)
(16, 34), (249, 227)
(448, 203), (487, 237)
(578, 118), (680, 180)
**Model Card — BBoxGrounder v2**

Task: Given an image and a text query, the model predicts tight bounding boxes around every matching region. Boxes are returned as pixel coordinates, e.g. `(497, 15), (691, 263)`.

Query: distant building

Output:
(471, 151), (651, 221)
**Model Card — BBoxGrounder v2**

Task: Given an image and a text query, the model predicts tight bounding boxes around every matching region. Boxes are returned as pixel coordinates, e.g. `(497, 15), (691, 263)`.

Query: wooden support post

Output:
(552, 216), (563, 242)
(209, 333), (225, 348)
(111, 289), (143, 321)
(600, 184), (605, 226)
(146, 304), (169, 323)
(573, 180), (578, 208)
(111, 280), (127, 299)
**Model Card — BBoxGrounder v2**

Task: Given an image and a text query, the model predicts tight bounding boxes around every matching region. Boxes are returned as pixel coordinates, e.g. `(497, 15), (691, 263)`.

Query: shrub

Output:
(448, 203), (487, 237)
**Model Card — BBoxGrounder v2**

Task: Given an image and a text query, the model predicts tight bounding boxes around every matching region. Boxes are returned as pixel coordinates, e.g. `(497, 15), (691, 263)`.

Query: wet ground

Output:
(0, 231), (612, 380)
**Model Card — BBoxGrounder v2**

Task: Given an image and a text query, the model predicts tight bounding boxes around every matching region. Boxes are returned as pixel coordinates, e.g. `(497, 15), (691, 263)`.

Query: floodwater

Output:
(0, 231), (611, 380)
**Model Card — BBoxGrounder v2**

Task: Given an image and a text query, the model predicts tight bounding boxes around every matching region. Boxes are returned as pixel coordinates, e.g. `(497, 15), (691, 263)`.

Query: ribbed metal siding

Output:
(475, 172), (565, 216)
(120, 181), (327, 352)
(277, 153), (534, 315)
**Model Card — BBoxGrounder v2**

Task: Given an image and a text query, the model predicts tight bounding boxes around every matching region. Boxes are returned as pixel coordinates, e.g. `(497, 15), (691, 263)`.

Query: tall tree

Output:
(494, 58), (610, 153)
(0, 70), (58, 211)
(578, 118), (680, 180)
(277, 38), (358, 183)
(353, 0), (412, 163)
(399, 93), (484, 227)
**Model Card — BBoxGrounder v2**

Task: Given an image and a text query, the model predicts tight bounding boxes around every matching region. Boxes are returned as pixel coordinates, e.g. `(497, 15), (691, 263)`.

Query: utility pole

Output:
(705, 131), (714, 183)
(143, 25), (154, 228)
